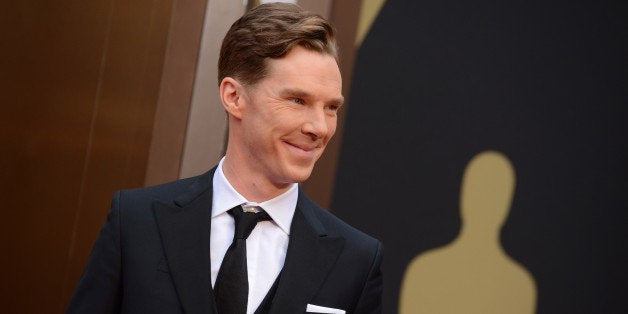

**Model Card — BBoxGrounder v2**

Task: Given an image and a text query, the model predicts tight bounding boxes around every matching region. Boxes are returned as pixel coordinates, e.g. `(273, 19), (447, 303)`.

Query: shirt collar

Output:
(212, 157), (297, 235)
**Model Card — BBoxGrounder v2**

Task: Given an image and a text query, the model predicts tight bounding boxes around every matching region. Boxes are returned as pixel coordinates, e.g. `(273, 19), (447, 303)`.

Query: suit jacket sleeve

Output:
(66, 191), (123, 314)
(353, 240), (383, 313)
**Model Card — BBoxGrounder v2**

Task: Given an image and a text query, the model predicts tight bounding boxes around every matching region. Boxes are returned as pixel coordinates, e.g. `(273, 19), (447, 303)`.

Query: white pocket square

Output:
(306, 303), (346, 313)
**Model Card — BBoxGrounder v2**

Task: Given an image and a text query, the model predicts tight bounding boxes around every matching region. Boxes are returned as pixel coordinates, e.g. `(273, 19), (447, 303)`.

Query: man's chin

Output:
(284, 165), (316, 183)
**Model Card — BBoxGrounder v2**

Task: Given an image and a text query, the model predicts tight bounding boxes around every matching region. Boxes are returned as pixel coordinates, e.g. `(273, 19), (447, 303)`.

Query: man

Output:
(67, 3), (382, 314)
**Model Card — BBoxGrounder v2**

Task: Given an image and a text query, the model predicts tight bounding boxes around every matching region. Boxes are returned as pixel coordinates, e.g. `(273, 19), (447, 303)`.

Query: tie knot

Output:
(229, 205), (271, 239)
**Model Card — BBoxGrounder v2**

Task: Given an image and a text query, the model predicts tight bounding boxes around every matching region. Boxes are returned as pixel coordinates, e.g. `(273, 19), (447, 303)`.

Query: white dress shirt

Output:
(211, 158), (297, 314)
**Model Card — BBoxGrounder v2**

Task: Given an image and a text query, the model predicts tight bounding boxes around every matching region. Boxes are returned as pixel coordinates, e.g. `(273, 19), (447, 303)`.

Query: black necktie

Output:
(215, 205), (271, 314)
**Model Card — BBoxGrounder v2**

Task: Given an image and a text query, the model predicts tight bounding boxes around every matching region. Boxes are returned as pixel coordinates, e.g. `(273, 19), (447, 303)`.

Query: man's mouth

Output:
(284, 141), (320, 158)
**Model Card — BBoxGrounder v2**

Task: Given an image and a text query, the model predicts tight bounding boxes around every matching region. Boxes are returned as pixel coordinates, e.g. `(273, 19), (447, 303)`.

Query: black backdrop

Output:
(331, 0), (627, 313)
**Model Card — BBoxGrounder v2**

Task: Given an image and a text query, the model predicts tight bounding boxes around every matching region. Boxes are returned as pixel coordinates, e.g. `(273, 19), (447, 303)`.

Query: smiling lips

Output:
(284, 141), (321, 158)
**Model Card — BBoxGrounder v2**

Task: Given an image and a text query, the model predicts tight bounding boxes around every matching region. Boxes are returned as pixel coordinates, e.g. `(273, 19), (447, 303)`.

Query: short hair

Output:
(218, 2), (339, 86)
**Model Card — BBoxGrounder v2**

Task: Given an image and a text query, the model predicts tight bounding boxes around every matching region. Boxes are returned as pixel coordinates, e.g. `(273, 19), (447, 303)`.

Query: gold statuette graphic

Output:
(400, 151), (537, 314)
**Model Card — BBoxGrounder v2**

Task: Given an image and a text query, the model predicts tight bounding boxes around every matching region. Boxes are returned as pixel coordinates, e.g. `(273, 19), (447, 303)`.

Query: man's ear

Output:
(219, 77), (246, 120)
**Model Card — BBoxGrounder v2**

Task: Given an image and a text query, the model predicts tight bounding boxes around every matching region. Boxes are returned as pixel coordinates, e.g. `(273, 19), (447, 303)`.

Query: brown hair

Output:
(218, 2), (338, 86)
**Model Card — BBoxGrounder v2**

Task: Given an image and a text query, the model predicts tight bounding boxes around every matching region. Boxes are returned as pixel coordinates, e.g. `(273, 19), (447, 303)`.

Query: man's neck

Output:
(221, 156), (292, 203)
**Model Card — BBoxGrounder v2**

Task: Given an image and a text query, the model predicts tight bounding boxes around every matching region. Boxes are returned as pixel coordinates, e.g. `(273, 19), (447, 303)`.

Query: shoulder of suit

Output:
(300, 193), (380, 248)
(115, 169), (215, 207)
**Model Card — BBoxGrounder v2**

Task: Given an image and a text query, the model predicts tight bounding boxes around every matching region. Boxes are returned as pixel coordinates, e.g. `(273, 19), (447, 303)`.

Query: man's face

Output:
(238, 46), (343, 186)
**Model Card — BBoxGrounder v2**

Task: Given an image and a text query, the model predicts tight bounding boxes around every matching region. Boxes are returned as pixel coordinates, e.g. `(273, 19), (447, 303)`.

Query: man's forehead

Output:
(266, 47), (339, 72)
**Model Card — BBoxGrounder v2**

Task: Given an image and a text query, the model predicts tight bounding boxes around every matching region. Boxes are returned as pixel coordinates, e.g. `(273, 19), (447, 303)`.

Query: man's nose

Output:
(301, 107), (328, 140)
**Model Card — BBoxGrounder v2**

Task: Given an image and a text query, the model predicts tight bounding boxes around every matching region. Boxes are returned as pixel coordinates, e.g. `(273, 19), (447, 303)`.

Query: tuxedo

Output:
(67, 168), (383, 313)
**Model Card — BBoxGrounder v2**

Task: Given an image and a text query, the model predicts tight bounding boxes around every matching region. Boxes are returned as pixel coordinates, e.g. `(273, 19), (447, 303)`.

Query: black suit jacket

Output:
(67, 168), (383, 313)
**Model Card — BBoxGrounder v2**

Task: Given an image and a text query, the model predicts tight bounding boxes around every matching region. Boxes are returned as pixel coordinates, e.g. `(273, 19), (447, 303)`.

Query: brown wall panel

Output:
(60, 0), (177, 307)
(0, 0), (188, 311)
(1, 1), (115, 312)
(145, 0), (208, 186)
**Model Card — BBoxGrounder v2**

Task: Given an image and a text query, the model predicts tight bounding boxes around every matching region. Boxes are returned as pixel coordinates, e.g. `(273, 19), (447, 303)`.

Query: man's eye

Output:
(326, 104), (340, 111)
(292, 98), (304, 104)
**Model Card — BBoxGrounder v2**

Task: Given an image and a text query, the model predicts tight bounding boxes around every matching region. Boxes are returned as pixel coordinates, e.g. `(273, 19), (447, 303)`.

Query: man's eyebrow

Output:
(332, 96), (345, 107)
(280, 88), (311, 98)
(280, 88), (344, 106)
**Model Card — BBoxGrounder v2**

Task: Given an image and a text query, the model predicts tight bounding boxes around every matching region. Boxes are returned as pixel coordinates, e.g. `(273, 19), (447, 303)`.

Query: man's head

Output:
(218, 2), (339, 87)
(218, 3), (343, 197)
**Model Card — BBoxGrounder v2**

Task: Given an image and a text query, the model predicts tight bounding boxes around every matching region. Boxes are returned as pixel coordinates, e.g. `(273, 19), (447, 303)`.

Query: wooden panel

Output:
(1, 1), (115, 311)
(145, 0), (208, 186)
(60, 0), (176, 307)
(0, 0), (184, 311)
(178, 0), (246, 179)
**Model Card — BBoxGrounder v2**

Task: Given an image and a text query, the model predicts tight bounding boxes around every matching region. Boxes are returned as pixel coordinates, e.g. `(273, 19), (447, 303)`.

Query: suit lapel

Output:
(270, 191), (345, 313)
(153, 169), (218, 314)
